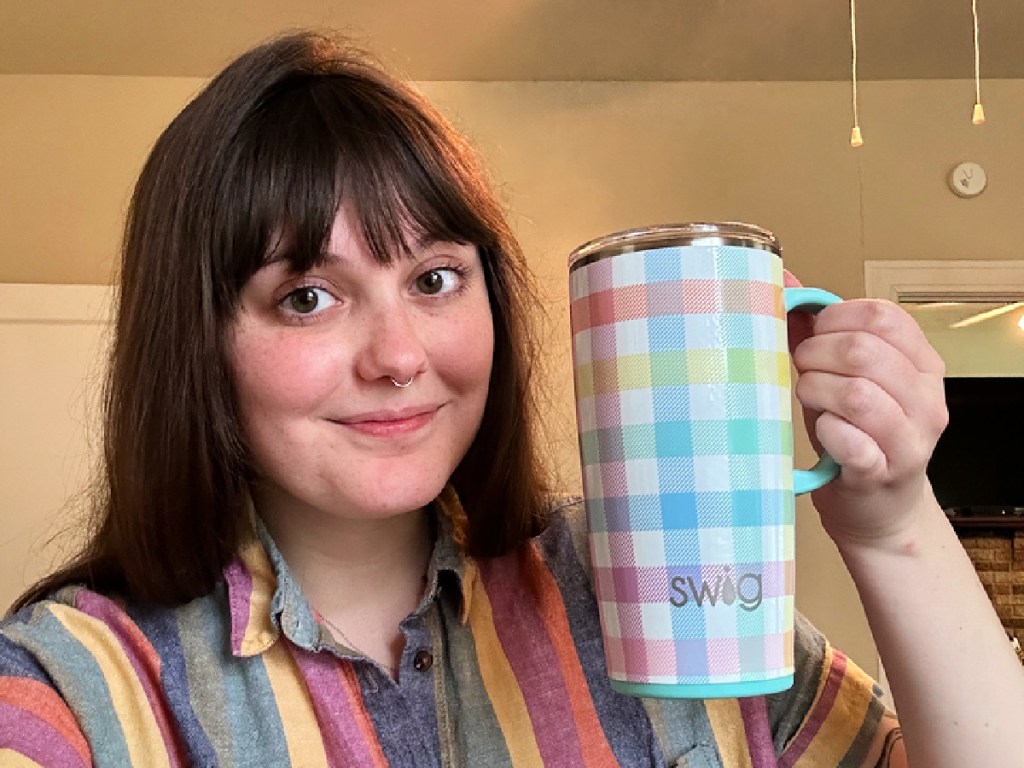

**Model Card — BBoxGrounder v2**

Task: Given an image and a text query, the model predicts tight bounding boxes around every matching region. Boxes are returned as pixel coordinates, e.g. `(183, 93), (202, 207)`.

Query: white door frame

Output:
(865, 260), (1024, 303)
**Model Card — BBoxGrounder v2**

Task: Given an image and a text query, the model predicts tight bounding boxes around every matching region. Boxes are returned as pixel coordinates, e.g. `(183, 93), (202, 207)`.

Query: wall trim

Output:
(0, 283), (113, 324)
(864, 260), (1024, 302)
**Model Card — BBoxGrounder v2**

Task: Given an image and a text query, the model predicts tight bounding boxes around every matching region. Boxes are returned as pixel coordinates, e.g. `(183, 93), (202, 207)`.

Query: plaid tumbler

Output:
(568, 222), (840, 699)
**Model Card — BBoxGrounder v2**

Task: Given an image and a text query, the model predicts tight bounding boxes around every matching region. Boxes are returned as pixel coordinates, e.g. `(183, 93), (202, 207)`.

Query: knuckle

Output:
(862, 299), (900, 336)
(839, 377), (875, 417)
(841, 336), (875, 373)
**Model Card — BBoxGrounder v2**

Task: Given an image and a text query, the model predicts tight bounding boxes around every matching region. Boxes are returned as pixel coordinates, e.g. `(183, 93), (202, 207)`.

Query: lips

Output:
(334, 404), (441, 437)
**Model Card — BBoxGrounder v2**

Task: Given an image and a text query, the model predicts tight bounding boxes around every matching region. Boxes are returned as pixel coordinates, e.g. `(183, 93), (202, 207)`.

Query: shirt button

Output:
(413, 649), (434, 672)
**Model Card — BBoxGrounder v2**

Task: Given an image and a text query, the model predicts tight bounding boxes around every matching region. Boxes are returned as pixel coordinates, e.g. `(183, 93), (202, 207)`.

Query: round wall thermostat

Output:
(949, 161), (987, 197)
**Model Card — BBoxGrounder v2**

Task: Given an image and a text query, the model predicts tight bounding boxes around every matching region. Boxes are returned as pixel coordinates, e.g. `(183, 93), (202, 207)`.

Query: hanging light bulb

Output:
(849, 0), (864, 146)
(972, 0), (986, 124)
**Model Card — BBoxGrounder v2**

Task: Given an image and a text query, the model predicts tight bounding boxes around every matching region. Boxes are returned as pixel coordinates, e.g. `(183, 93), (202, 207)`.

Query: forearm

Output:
(838, 492), (1024, 767)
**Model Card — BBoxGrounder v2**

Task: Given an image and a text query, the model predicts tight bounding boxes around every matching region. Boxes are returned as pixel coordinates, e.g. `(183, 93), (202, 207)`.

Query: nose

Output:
(354, 302), (428, 386)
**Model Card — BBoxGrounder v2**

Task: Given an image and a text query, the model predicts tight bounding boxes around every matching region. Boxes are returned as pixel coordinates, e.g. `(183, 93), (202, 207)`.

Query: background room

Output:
(2, 0), (1023, 688)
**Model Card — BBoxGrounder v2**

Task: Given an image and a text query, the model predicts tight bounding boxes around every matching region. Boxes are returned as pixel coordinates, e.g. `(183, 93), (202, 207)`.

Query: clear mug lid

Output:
(568, 221), (780, 272)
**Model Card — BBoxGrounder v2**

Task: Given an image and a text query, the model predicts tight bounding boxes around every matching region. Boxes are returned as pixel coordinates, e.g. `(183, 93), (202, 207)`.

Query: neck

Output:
(255, 491), (434, 619)
(252, 488), (435, 678)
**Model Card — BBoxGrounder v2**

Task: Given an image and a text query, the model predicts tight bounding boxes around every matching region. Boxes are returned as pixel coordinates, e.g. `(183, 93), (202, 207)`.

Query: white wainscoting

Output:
(0, 283), (112, 611)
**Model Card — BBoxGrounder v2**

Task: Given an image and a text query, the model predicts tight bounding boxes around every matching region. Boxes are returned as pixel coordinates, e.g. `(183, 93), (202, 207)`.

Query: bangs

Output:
(224, 73), (494, 288)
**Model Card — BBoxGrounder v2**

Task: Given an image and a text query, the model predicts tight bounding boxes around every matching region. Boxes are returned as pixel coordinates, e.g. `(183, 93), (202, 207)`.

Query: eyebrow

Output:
(261, 239), (347, 265)
(413, 235), (474, 255)
(260, 233), (468, 269)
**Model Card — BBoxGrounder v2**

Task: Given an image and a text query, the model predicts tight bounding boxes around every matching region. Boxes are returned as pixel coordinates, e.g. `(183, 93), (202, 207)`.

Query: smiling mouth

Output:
(335, 405), (441, 438)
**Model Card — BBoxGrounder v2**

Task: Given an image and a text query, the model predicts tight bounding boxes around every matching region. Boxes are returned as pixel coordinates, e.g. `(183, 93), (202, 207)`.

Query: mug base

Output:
(611, 674), (794, 700)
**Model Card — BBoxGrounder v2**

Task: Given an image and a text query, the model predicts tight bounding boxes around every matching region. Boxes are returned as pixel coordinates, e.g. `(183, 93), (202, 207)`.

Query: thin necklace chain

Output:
(319, 613), (397, 676)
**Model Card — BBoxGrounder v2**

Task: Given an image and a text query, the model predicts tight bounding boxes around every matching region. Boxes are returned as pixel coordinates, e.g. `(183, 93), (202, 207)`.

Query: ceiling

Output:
(2, 0), (1022, 81)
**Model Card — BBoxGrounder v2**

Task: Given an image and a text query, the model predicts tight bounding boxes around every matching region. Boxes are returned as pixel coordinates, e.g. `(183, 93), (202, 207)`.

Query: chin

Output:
(360, 472), (451, 517)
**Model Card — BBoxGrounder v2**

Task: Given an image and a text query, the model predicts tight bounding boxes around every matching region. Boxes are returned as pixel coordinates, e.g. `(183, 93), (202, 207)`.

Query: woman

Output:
(2, 31), (1021, 767)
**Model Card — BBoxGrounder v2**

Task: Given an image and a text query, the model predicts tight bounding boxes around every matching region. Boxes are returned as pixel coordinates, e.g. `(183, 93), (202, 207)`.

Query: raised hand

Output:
(785, 271), (948, 552)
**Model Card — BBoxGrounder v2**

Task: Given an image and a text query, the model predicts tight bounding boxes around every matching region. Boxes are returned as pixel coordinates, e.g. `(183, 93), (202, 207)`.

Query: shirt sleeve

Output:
(770, 613), (902, 767)
(0, 613), (93, 768)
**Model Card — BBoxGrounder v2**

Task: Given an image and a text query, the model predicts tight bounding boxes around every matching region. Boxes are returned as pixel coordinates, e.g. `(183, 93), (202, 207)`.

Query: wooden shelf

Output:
(949, 516), (1024, 531)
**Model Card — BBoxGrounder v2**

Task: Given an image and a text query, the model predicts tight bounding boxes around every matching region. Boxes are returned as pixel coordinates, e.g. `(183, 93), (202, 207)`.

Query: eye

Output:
(281, 286), (337, 316)
(414, 267), (464, 296)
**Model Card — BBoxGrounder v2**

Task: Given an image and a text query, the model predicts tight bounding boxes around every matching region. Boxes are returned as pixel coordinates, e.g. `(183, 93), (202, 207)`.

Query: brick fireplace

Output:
(925, 375), (1024, 640)
(959, 528), (1024, 639)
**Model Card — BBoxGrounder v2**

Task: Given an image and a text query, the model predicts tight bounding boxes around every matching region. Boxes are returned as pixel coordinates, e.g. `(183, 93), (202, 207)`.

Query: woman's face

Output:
(229, 204), (494, 525)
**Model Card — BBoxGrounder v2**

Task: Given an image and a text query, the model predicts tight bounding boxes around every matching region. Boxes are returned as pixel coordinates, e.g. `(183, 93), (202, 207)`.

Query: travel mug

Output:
(568, 222), (840, 699)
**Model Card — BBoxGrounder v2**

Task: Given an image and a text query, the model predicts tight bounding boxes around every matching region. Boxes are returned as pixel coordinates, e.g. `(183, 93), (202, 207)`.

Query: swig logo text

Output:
(669, 571), (763, 612)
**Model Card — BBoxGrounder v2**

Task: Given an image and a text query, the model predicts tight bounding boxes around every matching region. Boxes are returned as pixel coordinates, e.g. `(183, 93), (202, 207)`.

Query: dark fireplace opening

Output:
(928, 377), (1024, 530)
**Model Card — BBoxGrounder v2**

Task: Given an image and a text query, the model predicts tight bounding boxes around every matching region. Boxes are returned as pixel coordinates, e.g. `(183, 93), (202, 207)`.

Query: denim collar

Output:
(224, 485), (474, 658)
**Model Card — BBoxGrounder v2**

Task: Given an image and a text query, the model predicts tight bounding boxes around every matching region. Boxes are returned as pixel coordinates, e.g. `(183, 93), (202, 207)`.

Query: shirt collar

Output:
(224, 485), (476, 658)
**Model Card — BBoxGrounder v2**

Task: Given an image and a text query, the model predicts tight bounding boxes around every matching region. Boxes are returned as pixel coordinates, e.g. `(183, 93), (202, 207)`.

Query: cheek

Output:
(443, 308), (494, 393)
(230, 329), (345, 419)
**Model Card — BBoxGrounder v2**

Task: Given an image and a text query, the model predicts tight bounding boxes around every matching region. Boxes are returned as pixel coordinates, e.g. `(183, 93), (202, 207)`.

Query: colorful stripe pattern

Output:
(0, 496), (897, 766)
(570, 245), (797, 688)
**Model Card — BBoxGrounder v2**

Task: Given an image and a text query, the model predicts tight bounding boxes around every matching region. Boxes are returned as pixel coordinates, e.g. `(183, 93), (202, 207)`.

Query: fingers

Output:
(809, 299), (946, 376)
(794, 371), (933, 479)
(792, 327), (945, 432)
(791, 298), (949, 485)
(783, 271), (814, 355)
(812, 409), (887, 479)
(787, 310), (814, 357)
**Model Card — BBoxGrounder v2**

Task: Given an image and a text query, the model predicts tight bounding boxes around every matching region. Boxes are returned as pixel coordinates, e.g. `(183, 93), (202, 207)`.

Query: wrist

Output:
(825, 483), (946, 561)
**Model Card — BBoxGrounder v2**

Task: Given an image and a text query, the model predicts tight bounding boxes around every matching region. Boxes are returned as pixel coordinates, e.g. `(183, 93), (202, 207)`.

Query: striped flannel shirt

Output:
(0, 492), (899, 766)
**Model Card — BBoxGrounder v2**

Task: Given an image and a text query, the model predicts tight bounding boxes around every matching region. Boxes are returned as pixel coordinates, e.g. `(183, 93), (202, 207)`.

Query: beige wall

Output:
(908, 303), (1024, 377)
(3, 74), (1023, 674)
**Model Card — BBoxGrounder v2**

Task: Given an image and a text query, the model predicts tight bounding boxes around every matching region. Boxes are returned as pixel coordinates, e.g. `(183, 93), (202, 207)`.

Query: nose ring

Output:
(390, 376), (414, 388)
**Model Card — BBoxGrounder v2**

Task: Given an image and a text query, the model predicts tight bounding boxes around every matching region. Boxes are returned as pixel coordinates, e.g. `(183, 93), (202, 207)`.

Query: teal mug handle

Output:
(784, 287), (843, 495)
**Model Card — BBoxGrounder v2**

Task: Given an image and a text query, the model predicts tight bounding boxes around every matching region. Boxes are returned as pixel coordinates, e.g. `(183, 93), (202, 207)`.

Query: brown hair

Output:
(11, 31), (550, 612)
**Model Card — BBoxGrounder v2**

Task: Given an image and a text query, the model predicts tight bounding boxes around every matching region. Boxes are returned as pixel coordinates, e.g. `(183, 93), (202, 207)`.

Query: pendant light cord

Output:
(972, 0), (986, 124)
(850, 0), (864, 146)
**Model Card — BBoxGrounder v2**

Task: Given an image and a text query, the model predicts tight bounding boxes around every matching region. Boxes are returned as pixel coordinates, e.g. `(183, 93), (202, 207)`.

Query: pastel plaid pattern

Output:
(570, 245), (797, 689)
